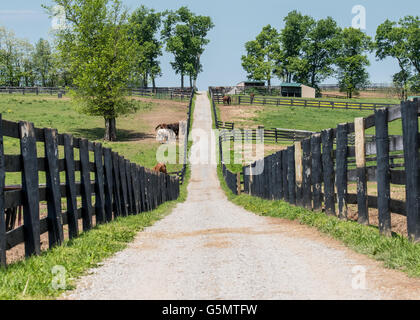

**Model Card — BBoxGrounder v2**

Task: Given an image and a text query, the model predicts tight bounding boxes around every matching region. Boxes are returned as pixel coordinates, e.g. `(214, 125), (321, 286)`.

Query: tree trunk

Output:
(104, 118), (117, 141)
(189, 75), (193, 89)
(152, 77), (156, 90)
(181, 74), (184, 89)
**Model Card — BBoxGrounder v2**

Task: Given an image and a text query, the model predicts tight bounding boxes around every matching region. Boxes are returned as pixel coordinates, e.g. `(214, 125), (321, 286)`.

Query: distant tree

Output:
(0, 27), (22, 86)
(295, 17), (342, 95)
(162, 6), (214, 89)
(48, 0), (138, 141)
(400, 16), (420, 75)
(129, 6), (162, 88)
(241, 25), (280, 88)
(279, 10), (314, 83)
(336, 27), (372, 98)
(376, 19), (412, 100)
(33, 38), (54, 86)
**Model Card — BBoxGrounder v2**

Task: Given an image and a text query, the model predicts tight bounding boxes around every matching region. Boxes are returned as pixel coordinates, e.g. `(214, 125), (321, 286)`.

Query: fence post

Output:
(119, 156), (129, 216)
(321, 128), (335, 215)
(401, 99), (420, 241)
(19, 121), (41, 257)
(94, 143), (106, 224)
(236, 172), (241, 195)
(287, 145), (296, 205)
(44, 128), (64, 247)
(277, 151), (283, 200)
(79, 138), (93, 230)
(311, 134), (322, 211)
(125, 159), (134, 215)
(282, 150), (289, 202)
(355, 117), (369, 225)
(131, 164), (140, 214)
(112, 152), (122, 217)
(294, 142), (303, 206)
(63, 134), (78, 238)
(375, 109), (391, 235)
(0, 115), (6, 267)
(336, 124), (348, 220)
(103, 148), (114, 222)
(302, 138), (312, 210)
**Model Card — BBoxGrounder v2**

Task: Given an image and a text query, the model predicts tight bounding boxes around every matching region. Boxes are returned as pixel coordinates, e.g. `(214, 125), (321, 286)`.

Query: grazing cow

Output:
(153, 163), (167, 174)
(223, 95), (231, 105)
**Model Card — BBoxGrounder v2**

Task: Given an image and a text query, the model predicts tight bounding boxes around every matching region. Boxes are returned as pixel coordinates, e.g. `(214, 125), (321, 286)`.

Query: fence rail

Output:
(211, 86), (420, 241)
(0, 86), (193, 100)
(211, 91), (397, 111)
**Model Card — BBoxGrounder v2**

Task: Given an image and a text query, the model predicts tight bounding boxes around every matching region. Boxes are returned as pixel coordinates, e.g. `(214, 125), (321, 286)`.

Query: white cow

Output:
(156, 129), (176, 144)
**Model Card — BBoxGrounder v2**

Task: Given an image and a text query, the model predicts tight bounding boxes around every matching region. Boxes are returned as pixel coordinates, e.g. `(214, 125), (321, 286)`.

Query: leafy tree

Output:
(279, 10), (314, 83)
(336, 27), (372, 98)
(295, 17), (341, 94)
(129, 6), (162, 88)
(33, 38), (53, 87)
(400, 16), (420, 75)
(48, 0), (138, 141)
(162, 6), (214, 89)
(376, 19), (412, 100)
(241, 25), (280, 88)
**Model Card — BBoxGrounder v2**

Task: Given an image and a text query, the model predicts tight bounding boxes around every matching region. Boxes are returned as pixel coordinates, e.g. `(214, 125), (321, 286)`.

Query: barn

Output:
(280, 83), (315, 98)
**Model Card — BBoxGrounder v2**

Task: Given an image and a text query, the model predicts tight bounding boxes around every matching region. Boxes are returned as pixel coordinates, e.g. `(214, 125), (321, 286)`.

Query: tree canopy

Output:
(162, 6), (214, 88)
(49, 0), (138, 141)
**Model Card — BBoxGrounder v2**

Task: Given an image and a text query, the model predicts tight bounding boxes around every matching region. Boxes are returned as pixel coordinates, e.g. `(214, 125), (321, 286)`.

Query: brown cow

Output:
(223, 95), (231, 105)
(153, 163), (167, 174)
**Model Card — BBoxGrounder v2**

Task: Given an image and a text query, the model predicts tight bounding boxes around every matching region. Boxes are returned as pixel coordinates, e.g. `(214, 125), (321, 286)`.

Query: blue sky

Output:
(0, 0), (419, 89)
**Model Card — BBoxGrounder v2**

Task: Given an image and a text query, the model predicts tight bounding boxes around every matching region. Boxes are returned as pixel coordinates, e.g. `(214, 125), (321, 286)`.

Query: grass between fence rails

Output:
(0, 167), (190, 300)
(216, 165), (420, 278)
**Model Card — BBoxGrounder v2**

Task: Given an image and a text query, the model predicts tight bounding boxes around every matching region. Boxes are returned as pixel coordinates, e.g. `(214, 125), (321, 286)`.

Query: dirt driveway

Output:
(63, 92), (420, 300)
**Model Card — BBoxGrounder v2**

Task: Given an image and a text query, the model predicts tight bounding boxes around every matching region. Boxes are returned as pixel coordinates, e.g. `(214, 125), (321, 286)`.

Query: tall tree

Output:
(336, 27), (372, 98)
(48, 0), (138, 141)
(162, 6), (214, 89)
(376, 19), (412, 100)
(129, 6), (162, 88)
(33, 38), (53, 87)
(241, 25), (280, 88)
(279, 10), (314, 83)
(295, 17), (341, 94)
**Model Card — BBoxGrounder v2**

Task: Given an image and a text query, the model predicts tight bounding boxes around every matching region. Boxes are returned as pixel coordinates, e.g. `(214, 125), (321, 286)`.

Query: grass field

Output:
(0, 94), (190, 185)
(218, 103), (405, 136)
(228, 94), (401, 105)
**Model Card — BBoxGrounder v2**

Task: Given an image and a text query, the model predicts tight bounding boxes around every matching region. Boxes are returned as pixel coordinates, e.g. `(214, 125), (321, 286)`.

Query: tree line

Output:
(0, 0), (213, 142)
(0, 2), (214, 91)
(241, 11), (420, 99)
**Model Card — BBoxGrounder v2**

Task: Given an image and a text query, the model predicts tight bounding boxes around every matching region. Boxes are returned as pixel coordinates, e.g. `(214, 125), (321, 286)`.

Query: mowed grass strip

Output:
(0, 167), (190, 300)
(217, 165), (420, 278)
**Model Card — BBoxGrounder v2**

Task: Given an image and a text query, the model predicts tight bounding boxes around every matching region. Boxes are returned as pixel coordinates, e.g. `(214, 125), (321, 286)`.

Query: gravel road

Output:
(64, 92), (420, 300)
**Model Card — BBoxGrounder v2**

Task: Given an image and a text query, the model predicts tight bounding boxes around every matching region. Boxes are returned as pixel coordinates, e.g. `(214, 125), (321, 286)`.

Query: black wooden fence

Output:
(211, 85), (420, 241)
(217, 121), (314, 144)
(0, 117), (181, 267)
(210, 87), (397, 111)
(242, 99), (420, 241)
(0, 86), (193, 100)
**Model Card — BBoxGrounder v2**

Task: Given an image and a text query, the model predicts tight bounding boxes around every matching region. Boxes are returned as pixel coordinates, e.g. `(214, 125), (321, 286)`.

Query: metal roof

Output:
(280, 82), (302, 87)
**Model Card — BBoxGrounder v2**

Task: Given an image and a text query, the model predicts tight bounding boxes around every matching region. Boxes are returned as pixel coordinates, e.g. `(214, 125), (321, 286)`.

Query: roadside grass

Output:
(216, 165), (420, 278)
(0, 153), (191, 301)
